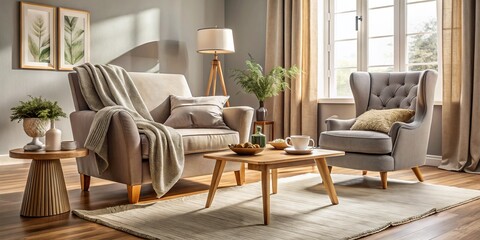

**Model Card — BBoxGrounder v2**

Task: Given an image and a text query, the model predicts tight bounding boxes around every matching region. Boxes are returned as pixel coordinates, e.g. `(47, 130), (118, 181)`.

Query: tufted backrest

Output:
(350, 71), (436, 118)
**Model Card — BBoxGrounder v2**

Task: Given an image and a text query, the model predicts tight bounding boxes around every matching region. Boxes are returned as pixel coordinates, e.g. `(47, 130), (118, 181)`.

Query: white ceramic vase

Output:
(45, 120), (62, 151)
(23, 118), (49, 150)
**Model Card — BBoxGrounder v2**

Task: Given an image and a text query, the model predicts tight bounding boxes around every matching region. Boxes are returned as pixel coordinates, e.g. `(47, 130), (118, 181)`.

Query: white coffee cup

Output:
(285, 135), (315, 150)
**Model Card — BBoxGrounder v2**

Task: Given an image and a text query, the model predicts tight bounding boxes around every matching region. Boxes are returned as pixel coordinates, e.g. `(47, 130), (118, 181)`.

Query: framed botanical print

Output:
(58, 8), (90, 71)
(20, 2), (56, 70)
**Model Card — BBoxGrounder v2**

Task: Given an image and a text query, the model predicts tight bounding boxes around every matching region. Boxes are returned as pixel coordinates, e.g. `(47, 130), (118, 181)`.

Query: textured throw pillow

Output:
(164, 95), (229, 129)
(350, 108), (415, 133)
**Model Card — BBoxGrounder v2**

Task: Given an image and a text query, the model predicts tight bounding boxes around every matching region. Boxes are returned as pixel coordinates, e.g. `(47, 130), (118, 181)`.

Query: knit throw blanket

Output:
(74, 63), (184, 198)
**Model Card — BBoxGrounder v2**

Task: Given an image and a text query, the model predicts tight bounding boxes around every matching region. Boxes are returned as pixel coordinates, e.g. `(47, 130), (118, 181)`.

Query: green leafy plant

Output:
(64, 16), (85, 65)
(28, 15), (50, 63)
(232, 56), (299, 102)
(10, 96), (67, 122)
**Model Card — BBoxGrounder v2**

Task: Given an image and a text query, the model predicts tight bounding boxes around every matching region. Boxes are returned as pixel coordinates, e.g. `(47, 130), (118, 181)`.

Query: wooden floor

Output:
(0, 159), (479, 239)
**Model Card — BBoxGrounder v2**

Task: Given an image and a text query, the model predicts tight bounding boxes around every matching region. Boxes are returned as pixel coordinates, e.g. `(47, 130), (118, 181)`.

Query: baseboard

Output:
(426, 154), (442, 167)
(0, 154), (29, 166)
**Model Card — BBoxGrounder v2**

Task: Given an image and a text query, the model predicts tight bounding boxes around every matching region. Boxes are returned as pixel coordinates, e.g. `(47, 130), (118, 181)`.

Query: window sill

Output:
(318, 98), (443, 106)
(317, 98), (354, 104)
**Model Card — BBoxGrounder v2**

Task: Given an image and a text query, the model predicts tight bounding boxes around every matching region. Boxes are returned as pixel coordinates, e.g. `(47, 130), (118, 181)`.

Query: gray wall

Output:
(0, 0), (224, 155)
(224, 0), (267, 109)
(318, 104), (442, 156)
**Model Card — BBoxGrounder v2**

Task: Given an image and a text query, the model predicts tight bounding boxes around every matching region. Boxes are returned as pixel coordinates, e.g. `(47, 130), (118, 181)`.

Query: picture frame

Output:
(57, 7), (90, 71)
(20, 2), (56, 70)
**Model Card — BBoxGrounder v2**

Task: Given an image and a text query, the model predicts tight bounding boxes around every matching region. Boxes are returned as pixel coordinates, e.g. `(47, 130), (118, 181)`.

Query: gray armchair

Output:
(319, 70), (437, 188)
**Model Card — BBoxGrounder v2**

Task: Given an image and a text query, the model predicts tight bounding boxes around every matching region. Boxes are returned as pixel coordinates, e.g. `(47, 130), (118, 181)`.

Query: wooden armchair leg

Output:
(411, 166), (424, 182)
(234, 163), (246, 186)
(80, 174), (91, 191)
(380, 172), (388, 189)
(127, 185), (142, 204)
(362, 171), (367, 175)
(328, 166), (333, 173)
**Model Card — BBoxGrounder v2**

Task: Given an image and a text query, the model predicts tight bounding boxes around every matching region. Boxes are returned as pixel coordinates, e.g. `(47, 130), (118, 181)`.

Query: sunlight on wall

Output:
(136, 9), (161, 46)
(91, 8), (161, 64)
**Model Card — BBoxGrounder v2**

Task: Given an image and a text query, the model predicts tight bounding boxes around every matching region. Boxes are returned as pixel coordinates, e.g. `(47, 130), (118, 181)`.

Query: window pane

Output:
(408, 64), (438, 71)
(335, 12), (357, 40)
(368, 66), (394, 72)
(368, 7), (394, 37)
(368, 37), (394, 66)
(369, 0), (394, 8)
(334, 68), (355, 97)
(334, 40), (357, 68)
(407, 33), (438, 64)
(407, 1), (437, 34)
(335, 0), (356, 13)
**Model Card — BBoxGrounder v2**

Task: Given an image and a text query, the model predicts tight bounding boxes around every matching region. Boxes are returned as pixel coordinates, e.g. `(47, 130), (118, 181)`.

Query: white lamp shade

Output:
(197, 28), (235, 54)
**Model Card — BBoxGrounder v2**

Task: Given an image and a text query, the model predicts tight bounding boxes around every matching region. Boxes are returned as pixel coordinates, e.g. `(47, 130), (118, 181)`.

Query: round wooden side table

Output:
(9, 148), (88, 217)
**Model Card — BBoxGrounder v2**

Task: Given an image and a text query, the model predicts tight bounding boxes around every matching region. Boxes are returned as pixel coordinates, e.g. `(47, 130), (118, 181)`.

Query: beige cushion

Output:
(177, 128), (239, 154)
(350, 109), (415, 133)
(129, 73), (192, 123)
(164, 95), (229, 129)
(141, 128), (239, 158)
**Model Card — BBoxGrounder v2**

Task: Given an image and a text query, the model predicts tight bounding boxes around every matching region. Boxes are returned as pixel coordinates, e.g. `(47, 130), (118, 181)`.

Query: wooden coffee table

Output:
(9, 148), (88, 217)
(203, 146), (344, 225)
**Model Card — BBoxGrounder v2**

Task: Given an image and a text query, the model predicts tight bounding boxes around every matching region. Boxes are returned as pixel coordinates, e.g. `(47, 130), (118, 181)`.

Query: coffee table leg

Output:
(234, 163), (246, 186)
(205, 160), (226, 208)
(21, 159), (70, 217)
(261, 165), (271, 225)
(271, 169), (278, 194)
(315, 158), (339, 205)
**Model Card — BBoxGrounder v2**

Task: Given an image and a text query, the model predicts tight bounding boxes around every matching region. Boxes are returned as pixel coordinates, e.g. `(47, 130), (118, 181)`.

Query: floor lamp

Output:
(197, 27), (235, 107)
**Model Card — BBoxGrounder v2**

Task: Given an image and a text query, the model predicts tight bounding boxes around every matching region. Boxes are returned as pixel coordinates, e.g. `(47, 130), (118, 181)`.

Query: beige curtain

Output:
(440, 0), (480, 173)
(265, 0), (318, 141)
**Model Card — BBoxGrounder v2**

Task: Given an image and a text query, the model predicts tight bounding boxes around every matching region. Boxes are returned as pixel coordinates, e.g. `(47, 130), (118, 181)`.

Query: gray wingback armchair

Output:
(319, 70), (437, 188)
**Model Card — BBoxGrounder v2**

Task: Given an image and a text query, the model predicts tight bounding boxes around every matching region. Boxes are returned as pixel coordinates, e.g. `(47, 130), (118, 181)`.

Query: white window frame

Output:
(320, 0), (442, 103)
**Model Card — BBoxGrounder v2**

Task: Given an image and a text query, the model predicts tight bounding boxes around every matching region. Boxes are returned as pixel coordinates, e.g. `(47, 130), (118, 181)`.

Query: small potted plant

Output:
(10, 96), (67, 151)
(232, 56), (299, 121)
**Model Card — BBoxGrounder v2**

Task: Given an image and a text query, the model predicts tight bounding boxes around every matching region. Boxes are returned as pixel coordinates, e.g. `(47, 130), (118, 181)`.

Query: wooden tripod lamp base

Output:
(197, 27), (235, 107)
(205, 54), (230, 107)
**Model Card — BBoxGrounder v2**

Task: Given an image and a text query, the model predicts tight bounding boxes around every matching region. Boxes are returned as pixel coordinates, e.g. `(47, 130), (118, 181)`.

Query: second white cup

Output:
(285, 135), (314, 150)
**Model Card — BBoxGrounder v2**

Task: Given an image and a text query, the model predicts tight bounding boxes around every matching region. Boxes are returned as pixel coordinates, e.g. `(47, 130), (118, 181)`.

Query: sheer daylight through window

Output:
(322, 0), (440, 98)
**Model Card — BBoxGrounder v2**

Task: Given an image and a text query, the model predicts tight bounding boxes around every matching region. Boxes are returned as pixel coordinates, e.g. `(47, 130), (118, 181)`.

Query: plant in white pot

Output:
(10, 96), (67, 151)
(232, 56), (299, 121)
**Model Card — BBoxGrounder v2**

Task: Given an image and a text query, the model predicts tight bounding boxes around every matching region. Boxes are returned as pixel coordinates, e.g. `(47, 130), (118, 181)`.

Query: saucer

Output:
(284, 147), (313, 155)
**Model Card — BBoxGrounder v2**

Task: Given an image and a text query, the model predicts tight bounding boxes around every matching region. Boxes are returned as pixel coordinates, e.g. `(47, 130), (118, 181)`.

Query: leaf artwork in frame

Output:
(20, 2), (56, 70)
(58, 8), (90, 70)
(63, 16), (85, 65)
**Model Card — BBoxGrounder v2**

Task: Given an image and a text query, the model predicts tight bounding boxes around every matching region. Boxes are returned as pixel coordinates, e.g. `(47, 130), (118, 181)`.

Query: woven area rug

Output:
(73, 174), (480, 240)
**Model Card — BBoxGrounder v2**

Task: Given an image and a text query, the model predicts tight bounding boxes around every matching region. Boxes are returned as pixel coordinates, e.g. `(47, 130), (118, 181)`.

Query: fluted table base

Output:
(21, 159), (70, 217)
